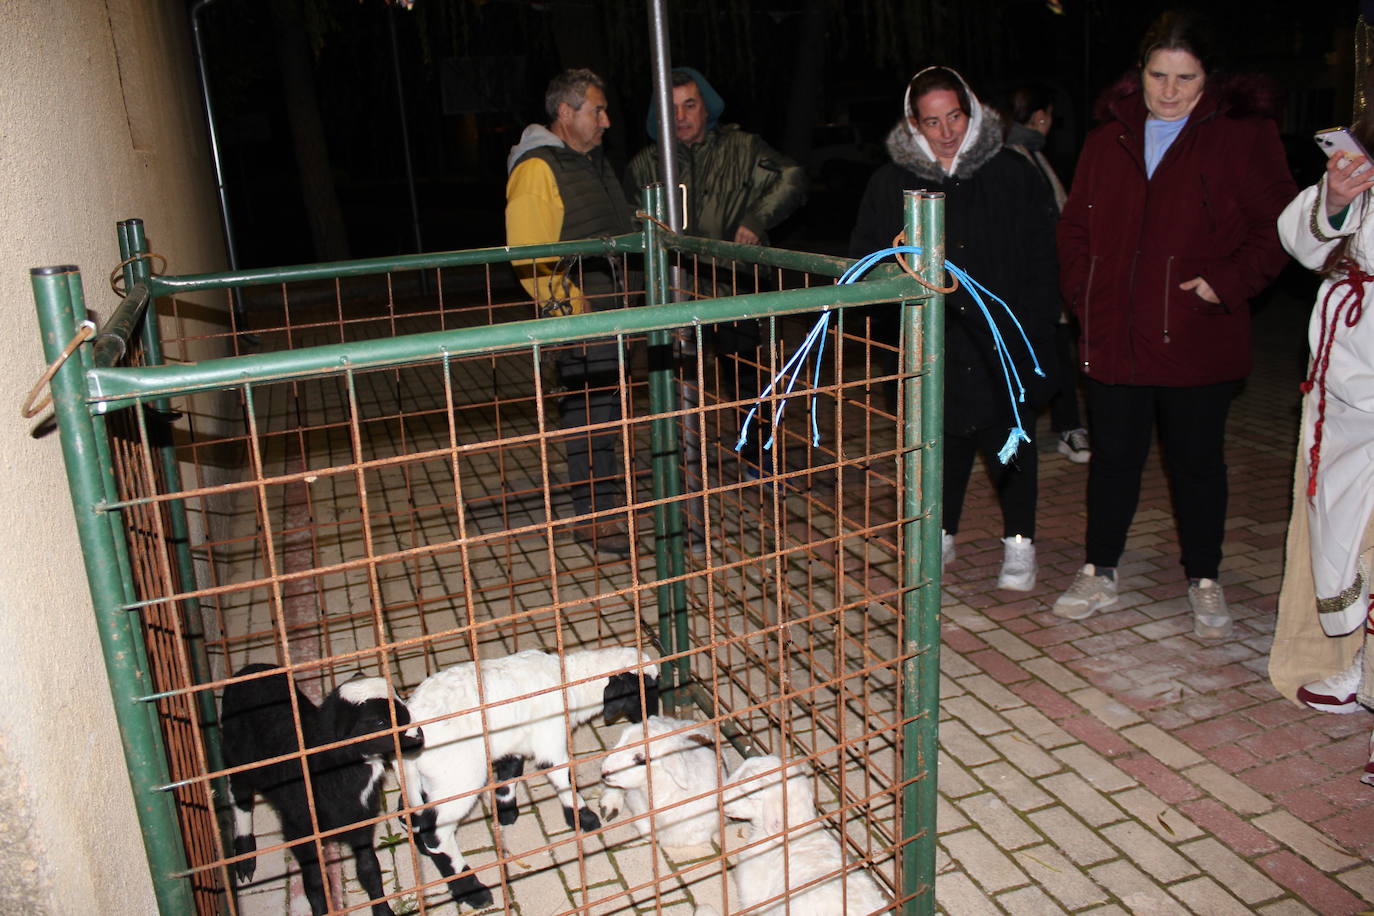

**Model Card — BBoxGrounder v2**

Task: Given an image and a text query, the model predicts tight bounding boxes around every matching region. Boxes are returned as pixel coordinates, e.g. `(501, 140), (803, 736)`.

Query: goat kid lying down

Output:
(221, 663), (422, 916)
(721, 755), (890, 916)
(400, 647), (659, 910)
(599, 715), (725, 850)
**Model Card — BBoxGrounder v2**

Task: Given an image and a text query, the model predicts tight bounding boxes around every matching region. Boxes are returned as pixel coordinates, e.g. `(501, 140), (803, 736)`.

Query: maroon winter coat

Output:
(1057, 80), (1296, 386)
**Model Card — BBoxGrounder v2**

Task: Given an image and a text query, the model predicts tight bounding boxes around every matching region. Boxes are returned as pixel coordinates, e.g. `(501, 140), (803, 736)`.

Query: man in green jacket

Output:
(625, 68), (806, 475)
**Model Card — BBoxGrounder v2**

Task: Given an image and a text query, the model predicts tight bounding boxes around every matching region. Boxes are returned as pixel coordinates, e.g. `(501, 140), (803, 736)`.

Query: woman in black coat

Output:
(849, 65), (1060, 592)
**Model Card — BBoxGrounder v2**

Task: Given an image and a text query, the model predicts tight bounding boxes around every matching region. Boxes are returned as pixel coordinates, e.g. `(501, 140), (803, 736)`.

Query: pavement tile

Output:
(1334, 863), (1374, 904)
(1010, 680), (1081, 720)
(1252, 810), (1361, 871)
(1088, 859), (1188, 915)
(1013, 843), (1110, 909)
(1314, 807), (1374, 859)
(1201, 742), (1263, 774)
(974, 760), (1055, 812)
(1272, 785), (1341, 823)
(940, 719), (1000, 767)
(1111, 786), (1204, 841)
(1002, 705), (1076, 749)
(1119, 723), (1205, 768)
(987, 732), (1062, 779)
(954, 673), (1026, 711)
(1027, 807), (1117, 866)
(943, 694), (1015, 738)
(1167, 877), (1262, 916)
(1067, 685), (1145, 727)
(1040, 772), (1125, 827)
(1236, 721), (1330, 758)
(1061, 714), (1135, 757)
(1182, 762), (1274, 815)
(1115, 753), (1202, 805)
(1021, 655), (1090, 692)
(1101, 821), (1198, 883)
(934, 870), (1000, 915)
(938, 795), (970, 834)
(1256, 851), (1368, 916)
(1177, 837), (1282, 905)
(941, 827), (1030, 893)
(1176, 798), (1278, 858)
(1052, 744), (1137, 792)
(1255, 901), (1319, 916)
(978, 628), (1040, 662)
(938, 750), (983, 798)
(964, 647), (1031, 685)
(994, 884), (1069, 915)
(1175, 714), (1264, 751)
(953, 792), (1041, 850)
(940, 646), (982, 679)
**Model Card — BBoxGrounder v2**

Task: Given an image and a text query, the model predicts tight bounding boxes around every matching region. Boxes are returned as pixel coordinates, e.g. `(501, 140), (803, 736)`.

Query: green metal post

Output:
(31, 266), (194, 915)
(641, 185), (690, 702)
(900, 191), (944, 915)
(118, 220), (227, 811)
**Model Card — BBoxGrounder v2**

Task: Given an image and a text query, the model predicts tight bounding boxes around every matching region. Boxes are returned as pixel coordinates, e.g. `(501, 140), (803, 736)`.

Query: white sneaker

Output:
(1057, 428), (1091, 464)
(1053, 564), (1119, 619)
(942, 530), (955, 570)
(1298, 647), (1366, 714)
(1188, 578), (1232, 639)
(997, 536), (1037, 591)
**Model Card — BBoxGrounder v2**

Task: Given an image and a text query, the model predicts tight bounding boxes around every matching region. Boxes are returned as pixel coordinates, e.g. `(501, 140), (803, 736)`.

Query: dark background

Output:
(196, 0), (1360, 267)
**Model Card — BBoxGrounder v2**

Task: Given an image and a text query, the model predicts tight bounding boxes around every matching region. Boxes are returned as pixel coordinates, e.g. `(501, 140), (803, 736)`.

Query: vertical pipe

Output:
(30, 266), (194, 915)
(387, 7), (424, 258)
(900, 191), (944, 915)
(190, 0), (246, 324)
(646, 0), (682, 232)
(117, 221), (227, 785)
(642, 186), (689, 702)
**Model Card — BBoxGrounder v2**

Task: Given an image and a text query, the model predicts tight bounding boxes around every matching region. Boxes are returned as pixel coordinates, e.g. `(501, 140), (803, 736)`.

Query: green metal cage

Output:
(30, 190), (945, 915)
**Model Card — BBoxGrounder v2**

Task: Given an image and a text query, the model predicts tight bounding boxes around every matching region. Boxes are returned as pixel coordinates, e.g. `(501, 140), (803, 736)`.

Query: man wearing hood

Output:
(624, 68), (806, 475)
(849, 65), (1059, 593)
(506, 67), (635, 555)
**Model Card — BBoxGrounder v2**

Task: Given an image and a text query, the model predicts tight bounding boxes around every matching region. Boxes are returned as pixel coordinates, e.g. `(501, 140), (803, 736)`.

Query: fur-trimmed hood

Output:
(884, 66), (1004, 182)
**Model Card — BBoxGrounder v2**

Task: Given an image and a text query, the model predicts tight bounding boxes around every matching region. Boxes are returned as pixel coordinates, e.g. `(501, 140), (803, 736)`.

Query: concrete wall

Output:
(0, 1), (227, 911)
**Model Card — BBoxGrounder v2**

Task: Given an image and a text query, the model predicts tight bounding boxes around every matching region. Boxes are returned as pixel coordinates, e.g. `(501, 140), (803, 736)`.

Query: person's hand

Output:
(1325, 152), (1374, 216)
(1179, 276), (1219, 304)
(733, 225), (760, 245)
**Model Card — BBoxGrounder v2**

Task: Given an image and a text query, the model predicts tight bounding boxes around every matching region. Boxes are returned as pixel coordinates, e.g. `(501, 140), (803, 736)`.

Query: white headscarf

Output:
(901, 66), (987, 176)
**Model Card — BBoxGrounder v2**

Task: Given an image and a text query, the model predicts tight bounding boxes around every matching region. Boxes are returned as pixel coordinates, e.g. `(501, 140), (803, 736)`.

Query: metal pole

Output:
(388, 7), (424, 258)
(900, 190), (944, 915)
(190, 0), (246, 325)
(647, 0), (682, 232)
(30, 266), (194, 915)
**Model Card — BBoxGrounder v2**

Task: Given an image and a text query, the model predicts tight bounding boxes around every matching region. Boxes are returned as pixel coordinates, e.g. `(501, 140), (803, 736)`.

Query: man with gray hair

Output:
(506, 67), (635, 555)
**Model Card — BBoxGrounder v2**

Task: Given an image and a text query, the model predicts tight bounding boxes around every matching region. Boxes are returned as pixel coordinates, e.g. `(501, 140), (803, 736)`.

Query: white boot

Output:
(997, 535), (1037, 591)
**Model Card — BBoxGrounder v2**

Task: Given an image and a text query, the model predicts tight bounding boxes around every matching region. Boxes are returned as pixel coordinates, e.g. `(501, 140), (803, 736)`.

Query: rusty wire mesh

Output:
(105, 246), (918, 915)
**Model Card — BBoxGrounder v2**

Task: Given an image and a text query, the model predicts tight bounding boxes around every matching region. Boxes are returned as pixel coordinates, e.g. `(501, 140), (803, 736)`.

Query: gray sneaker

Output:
(1057, 428), (1091, 464)
(1188, 577), (1232, 638)
(1053, 564), (1119, 620)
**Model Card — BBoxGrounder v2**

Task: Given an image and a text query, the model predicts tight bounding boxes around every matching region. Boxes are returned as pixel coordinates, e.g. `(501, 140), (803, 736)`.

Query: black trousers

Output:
(1049, 320), (1084, 433)
(943, 424), (1038, 540)
(557, 338), (623, 519)
(1083, 378), (1239, 580)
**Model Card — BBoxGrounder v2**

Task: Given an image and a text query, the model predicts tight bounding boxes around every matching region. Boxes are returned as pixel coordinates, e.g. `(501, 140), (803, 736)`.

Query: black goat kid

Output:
(221, 663), (423, 916)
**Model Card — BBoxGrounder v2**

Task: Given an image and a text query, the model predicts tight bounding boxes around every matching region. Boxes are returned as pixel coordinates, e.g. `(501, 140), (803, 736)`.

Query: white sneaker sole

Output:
(1052, 594), (1118, 620)
(998, 572), (1037, 591)
(1057, 440), (1091, 464)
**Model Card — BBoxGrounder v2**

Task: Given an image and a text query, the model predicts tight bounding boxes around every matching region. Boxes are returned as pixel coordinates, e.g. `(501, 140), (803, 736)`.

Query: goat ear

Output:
(684, 731), (713, 749)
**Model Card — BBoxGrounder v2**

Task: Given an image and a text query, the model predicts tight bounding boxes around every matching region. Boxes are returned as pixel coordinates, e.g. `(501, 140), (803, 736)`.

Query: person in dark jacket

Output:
(506, 68), (635, 556)
(1051, 11), (1297, 633)
(850, 66), (1059, 592)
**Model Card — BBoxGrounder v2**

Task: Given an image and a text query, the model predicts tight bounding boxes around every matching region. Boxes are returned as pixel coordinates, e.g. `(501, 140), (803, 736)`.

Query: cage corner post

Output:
(641, 183), (690, 706)
(899, 189), (944, 915)
(29, 264), (195, 915)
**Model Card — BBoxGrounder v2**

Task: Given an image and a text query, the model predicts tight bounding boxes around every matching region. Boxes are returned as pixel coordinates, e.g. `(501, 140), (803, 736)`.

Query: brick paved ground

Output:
(933, 290), (1374, 913)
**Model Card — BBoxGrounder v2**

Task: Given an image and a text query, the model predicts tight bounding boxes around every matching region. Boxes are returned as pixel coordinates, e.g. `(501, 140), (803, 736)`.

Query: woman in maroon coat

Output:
(1052, 10), (1296, 635)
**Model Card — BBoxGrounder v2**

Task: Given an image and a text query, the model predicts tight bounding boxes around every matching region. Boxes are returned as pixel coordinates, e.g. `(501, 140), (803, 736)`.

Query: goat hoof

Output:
(568, 805), (601, 832)
(460, 885), (493, 910)
(497, 804), (519, 826)
(599, 802), (620, 822)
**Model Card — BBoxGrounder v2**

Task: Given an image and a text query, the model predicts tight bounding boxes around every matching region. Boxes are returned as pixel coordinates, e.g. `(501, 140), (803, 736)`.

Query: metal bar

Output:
(646, 0), (682, 232)
(662, 233), (855, 277)
(900, 191), (944, 915)
(92, 282), (151, 368)
(89, 275), (922, 413)
(643, 185), (690, 702)
(147, 234), (647, 296)
(119, 220), (229, 838)
(30, 266), (194, 915)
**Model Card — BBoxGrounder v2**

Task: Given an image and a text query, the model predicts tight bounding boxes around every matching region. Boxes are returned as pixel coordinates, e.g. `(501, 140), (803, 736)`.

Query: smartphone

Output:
(1314, 127), (1373, 170)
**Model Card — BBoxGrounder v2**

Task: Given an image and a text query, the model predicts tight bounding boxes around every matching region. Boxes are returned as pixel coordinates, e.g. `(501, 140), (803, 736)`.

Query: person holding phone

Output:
(1269, 85), (1374, 767)
(1052, 10), (1296, 635)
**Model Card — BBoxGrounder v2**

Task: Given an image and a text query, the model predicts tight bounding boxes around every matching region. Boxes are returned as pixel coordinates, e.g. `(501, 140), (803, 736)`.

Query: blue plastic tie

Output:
(735, 245), (1043, 464)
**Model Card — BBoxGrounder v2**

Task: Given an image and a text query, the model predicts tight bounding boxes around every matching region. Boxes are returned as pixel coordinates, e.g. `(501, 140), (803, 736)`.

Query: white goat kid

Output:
(599, 715), (724, 850)
(401, 647), (659, 910)
(722, 755), (890, 916)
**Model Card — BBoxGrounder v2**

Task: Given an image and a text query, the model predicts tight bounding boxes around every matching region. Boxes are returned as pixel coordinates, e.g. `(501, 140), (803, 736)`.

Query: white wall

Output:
(0, 1), (227, 911)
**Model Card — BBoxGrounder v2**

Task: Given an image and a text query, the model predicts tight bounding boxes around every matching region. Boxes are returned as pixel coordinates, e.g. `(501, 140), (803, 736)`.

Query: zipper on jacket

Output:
(1082, 255), (1097, 374)
(1163, 255), (1173, 344)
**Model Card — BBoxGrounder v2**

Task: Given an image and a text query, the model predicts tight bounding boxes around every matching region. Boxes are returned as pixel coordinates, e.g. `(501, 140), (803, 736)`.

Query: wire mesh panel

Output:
(32, 200), (943, 916)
